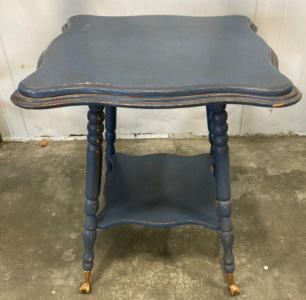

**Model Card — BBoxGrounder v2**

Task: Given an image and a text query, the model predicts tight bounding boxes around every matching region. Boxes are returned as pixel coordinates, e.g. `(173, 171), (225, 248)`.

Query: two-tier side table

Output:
(11, 15), (301, 296)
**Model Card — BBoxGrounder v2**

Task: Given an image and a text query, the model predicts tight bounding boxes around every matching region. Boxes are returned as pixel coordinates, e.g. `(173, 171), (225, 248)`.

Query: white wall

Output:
(0, 0), (305, 140)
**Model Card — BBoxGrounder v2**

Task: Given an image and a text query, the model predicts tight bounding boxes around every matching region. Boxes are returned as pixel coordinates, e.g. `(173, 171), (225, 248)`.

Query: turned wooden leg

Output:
(80, 105), (104, 294)
(211, 104), (240, 296)
(105, 106), (117, 178)
(206, 105), (213, 155)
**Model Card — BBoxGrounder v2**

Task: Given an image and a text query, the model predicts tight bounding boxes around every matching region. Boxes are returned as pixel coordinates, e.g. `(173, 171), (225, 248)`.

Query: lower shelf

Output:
(96, 153), (220, 230)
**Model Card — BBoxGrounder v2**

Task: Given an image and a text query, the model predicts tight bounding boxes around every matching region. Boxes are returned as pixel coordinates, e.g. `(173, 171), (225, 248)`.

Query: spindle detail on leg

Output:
(105, 106), (117, 178)
(80, 105), (104, 294)
(211, 104), (240, 296)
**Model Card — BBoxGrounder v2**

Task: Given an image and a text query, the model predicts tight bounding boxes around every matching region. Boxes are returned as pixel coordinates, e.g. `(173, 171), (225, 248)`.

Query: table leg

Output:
(105, 106), (117, 178)
(211, 104), (240, 296)
(80, 105), (104, 294)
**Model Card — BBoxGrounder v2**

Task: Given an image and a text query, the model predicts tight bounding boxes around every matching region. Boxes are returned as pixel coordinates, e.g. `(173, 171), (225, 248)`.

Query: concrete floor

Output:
(0, 137), (306, 300)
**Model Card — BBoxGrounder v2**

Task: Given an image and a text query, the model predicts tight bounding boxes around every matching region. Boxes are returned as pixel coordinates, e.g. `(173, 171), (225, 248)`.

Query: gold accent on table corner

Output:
(79, 270), (91, 294)
(226, 272), (241, 296)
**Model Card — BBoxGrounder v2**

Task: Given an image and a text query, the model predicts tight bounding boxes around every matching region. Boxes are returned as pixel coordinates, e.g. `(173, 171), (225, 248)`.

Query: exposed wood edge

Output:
(11, 86), (302, 109)
(19, 81), (294, 99)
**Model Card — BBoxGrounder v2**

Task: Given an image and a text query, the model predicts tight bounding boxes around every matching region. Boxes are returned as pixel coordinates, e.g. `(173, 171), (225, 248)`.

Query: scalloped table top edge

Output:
(12, 14), (302, 109)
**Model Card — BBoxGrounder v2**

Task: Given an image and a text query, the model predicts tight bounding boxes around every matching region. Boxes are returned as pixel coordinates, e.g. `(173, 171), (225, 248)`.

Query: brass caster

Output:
(79, 270), (91, 294)
(228, 283), (241, 296)
(79, 281), (91, 294)
(226, 273), (241, 296)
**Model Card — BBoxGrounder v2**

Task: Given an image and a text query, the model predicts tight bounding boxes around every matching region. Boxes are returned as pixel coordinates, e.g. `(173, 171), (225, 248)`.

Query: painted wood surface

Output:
(82, 105), (104, 272)
(210, 104), (235, 273)
(97, 153), (219, 229)
(0, 0), (305, 139)
(105, 106), (116, 178)
(16, 15), (292, 99)
(11, 16), (301, 109)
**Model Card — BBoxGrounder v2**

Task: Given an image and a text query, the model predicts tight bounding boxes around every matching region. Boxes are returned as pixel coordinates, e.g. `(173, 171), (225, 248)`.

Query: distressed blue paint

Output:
(82, 105), (104, 272)
(97, 153), (219, 230)
(10, 15), (301, 109)
(105, 106), (116, 178)
(211, 104), (235, 274)
(19, 15), (292, 99)
(8, 13), (303, 295)
(11, 86), (301, 109)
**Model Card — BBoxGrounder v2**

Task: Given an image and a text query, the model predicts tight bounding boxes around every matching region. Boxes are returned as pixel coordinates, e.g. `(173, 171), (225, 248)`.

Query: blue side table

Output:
(11, 15), (301, 296)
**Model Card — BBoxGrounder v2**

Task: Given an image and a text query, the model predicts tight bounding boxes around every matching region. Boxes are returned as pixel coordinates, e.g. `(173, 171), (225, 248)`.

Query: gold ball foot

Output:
(79, 281), (91, 294)
(228, 283), (241, 296)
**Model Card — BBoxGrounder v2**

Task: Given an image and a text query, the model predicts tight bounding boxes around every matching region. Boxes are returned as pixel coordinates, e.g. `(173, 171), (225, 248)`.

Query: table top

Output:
(12, 15), (301, 109)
